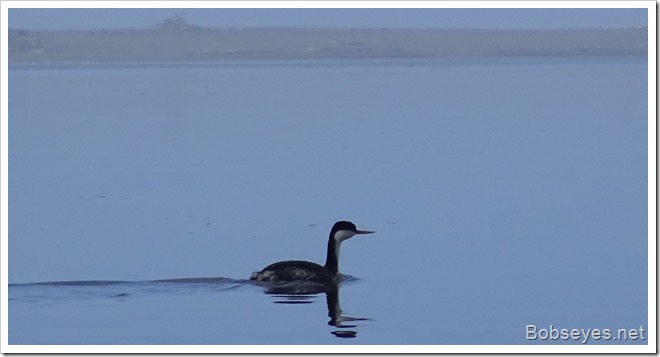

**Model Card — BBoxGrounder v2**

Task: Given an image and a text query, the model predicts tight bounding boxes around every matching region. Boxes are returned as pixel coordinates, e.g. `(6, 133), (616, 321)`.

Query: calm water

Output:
(8, 56), (648, 345)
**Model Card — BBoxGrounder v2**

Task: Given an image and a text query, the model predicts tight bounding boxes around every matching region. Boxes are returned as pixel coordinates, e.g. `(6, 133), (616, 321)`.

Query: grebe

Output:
(250, 221), (375, 283)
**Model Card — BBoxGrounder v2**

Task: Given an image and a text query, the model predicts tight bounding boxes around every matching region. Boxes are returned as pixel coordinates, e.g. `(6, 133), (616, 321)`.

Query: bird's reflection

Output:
(258, 280), (370, 338)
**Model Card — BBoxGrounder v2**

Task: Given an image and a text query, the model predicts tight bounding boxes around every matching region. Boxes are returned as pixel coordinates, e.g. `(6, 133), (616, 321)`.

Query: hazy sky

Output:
(8, 8), (648, 31)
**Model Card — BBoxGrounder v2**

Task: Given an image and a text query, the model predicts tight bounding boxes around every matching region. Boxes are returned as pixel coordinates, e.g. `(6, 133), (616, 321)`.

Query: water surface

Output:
(8, 55), (648, 345)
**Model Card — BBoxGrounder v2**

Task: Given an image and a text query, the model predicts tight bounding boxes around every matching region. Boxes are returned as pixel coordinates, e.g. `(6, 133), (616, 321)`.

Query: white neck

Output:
(334, 229), (356, 243)
(332, 230), (356, 271)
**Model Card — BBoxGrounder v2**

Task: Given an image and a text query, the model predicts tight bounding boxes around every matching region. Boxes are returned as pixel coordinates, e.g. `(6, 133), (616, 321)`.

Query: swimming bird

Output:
(250, 221), (375, 283)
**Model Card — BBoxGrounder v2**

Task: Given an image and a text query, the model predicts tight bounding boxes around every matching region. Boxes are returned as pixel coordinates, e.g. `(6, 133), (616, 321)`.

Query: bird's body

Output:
(251, 260), (336, 283)
(250, 221), (374, 283)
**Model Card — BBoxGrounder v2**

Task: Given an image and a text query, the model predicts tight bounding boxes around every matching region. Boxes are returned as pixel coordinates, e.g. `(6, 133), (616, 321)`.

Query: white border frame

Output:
(1, 1), (655, 354)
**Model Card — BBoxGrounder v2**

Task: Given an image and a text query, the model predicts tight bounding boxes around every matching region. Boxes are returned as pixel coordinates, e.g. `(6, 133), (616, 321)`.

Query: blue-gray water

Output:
(8, 56), (648, 345)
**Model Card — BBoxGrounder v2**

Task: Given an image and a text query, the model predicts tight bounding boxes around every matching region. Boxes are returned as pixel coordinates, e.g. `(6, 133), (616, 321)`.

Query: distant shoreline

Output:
(8, 27), (648, 64)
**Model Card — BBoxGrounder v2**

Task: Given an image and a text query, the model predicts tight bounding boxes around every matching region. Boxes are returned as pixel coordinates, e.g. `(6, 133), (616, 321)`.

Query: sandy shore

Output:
(8, 26), (647, 64)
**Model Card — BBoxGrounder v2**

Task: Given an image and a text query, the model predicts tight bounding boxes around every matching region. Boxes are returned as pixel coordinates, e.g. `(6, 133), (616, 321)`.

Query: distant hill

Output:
(8, 26), (647, 64)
